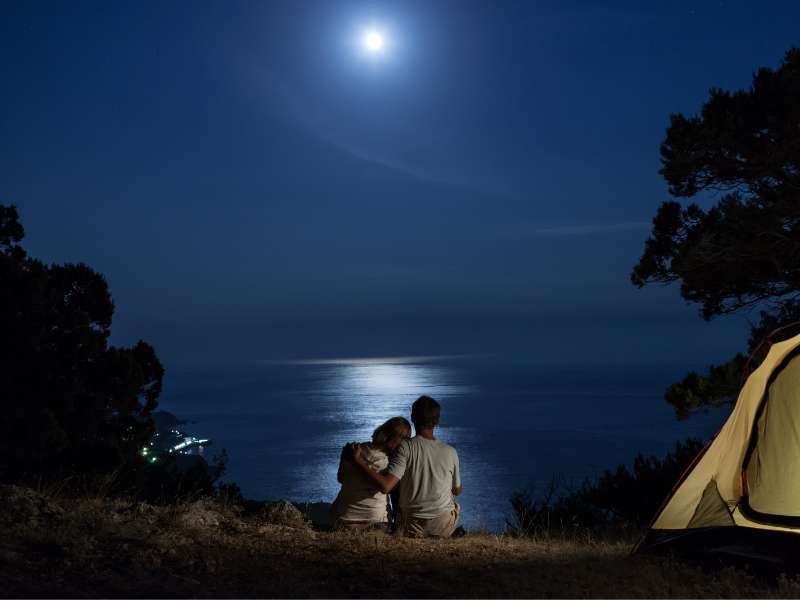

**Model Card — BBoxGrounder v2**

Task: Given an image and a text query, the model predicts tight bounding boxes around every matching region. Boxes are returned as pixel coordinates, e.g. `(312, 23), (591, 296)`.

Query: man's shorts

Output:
(398, 502), (460, 538)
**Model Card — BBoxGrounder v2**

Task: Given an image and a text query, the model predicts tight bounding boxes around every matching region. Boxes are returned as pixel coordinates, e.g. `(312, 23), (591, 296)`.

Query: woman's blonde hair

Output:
(372, 416), (411, 447)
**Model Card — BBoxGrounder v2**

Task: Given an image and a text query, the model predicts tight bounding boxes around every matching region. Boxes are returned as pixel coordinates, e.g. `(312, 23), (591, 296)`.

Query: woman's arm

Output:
(347, 444), (400, 494)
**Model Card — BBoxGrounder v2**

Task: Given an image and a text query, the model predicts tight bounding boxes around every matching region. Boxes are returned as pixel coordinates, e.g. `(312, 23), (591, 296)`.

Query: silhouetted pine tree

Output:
(0, 205), (163, 482)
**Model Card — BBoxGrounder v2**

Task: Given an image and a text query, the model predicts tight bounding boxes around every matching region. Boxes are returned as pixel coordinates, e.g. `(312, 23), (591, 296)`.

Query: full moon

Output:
(363, 30), (385, 53)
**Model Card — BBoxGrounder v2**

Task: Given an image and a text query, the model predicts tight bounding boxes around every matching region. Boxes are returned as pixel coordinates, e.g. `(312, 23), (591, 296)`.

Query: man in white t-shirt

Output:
(349, 395), (462, 537)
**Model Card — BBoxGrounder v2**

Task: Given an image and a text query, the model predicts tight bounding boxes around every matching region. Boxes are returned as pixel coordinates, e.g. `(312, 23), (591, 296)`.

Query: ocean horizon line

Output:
(256, 353), (491, 366)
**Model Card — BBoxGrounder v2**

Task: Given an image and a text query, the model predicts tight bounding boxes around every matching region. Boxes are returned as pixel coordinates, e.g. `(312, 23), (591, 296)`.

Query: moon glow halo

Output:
(363, 29), (385, 53)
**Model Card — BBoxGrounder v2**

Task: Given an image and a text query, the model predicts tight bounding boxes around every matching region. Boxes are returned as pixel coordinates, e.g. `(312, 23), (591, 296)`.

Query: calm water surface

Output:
(159, 356), (726, 530)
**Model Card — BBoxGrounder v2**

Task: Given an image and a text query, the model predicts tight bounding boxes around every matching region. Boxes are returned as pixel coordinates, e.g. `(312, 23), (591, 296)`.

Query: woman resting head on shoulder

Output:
(331, 416), (411, 530)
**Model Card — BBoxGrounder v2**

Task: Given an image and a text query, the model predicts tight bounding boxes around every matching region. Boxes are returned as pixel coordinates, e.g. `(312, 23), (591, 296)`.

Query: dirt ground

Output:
(2, 485), (799, 598)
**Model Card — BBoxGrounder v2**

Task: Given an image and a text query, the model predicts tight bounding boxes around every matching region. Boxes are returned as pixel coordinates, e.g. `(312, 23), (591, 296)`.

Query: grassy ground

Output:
(2, 484), (800, 598)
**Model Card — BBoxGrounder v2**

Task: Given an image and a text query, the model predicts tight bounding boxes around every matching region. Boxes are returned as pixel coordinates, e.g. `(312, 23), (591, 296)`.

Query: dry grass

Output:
(1, 484), (799, 598)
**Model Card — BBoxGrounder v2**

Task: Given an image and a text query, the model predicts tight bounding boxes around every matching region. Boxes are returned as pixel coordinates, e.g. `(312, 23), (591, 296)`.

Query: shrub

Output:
(508, 438), (706, 536)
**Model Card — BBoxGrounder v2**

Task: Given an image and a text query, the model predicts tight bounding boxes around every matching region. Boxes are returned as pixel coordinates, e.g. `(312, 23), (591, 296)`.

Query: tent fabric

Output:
(647, 333), (800, 536)
(745, 354), (800, 517)
(686, 479), (733, 529)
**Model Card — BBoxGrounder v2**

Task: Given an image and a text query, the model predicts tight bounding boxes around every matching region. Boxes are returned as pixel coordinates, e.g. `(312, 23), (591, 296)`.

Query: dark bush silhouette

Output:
(631, 48), (800, 419)
(128, 450), (230, 503)
(508, 438), (705, 536)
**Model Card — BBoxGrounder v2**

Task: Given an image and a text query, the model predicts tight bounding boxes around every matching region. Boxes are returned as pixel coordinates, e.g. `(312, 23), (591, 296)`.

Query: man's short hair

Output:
(411, 395), (441, 429)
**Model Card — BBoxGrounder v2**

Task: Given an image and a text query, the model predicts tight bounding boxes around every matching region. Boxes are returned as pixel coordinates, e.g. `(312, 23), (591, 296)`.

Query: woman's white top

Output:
(331, 443), (389, 523)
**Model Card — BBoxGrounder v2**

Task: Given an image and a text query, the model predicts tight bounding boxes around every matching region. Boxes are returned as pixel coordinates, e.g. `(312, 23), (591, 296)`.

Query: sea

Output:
(158, 355), (727, 531)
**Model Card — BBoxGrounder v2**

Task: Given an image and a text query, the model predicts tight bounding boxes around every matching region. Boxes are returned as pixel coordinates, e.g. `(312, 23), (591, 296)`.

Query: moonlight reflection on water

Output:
(326, 360), (473, 437)
(161, 356), (724, 531)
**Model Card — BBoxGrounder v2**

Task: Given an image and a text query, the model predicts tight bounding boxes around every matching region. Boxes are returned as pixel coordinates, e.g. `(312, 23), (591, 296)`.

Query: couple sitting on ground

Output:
(331, 395), (462, 537)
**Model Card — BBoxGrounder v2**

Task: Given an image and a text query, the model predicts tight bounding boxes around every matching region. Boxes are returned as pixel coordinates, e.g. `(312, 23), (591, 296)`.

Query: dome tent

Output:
(636, 332), (800, 572)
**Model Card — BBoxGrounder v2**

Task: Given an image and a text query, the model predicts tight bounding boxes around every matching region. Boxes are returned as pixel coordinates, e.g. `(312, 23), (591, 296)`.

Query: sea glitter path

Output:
(160, 355), (724, 530)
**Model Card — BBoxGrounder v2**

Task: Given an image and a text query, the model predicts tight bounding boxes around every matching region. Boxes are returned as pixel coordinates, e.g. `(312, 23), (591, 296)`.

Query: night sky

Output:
(2, 1), (798, 365)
